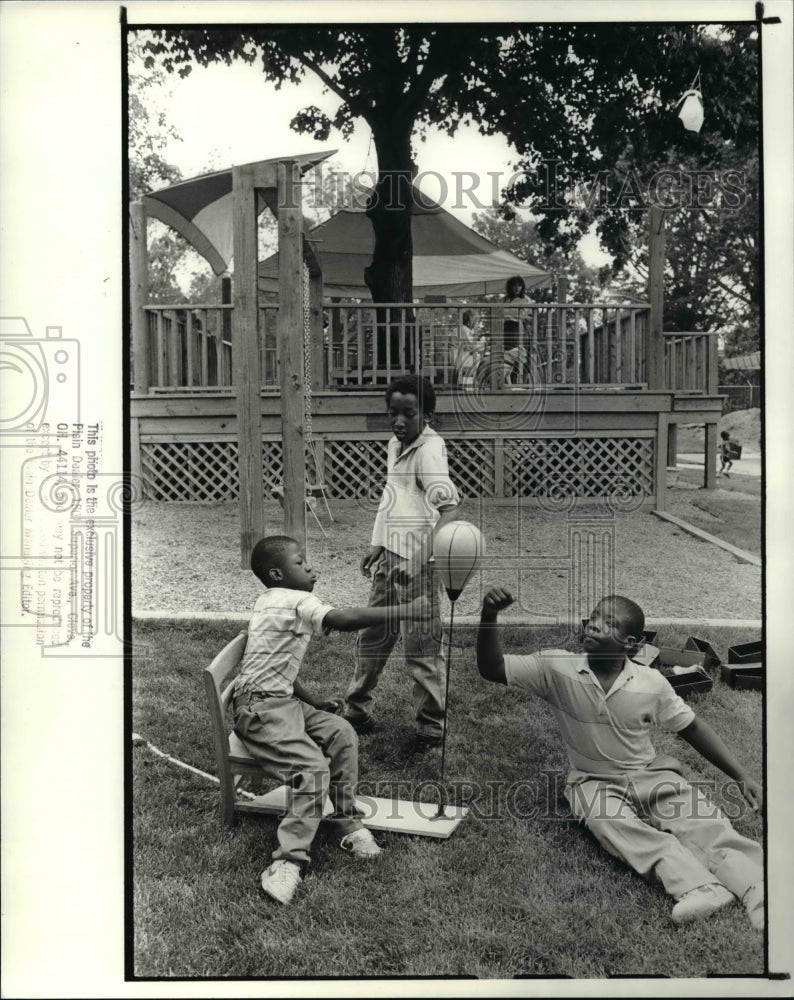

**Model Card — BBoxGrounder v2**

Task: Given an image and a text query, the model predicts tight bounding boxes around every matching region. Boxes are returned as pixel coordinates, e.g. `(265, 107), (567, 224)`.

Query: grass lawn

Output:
(667, 467), (761, 557)
(132, 619), (766, 980)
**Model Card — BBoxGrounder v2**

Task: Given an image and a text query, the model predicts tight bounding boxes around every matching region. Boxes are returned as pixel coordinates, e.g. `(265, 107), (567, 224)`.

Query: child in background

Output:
(455, 310), (487, 390)
(719, 430), (736, 477)
(233, 535), (430, 905)
(476, 589), (765, 929)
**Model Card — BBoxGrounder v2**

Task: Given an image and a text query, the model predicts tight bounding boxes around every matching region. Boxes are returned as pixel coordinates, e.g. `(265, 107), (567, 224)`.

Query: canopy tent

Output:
(258, 189), (552, 299)
(141, 150), (337, 276)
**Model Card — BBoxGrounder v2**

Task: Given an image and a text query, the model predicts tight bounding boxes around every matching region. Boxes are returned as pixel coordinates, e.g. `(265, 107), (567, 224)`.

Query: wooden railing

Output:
(663, 331), (720, 395)
(144, 304), (234, 389)
(132, 302), (730, 396)
(322, 302), (651, 389)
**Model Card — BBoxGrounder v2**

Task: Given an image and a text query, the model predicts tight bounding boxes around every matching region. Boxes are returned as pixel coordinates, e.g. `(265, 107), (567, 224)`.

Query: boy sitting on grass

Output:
(233, 535), (430, 905)
(476, 589), (765, 929)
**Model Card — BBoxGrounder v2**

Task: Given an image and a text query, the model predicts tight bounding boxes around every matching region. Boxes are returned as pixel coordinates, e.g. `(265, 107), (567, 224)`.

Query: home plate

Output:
(239, 786), (468, 839)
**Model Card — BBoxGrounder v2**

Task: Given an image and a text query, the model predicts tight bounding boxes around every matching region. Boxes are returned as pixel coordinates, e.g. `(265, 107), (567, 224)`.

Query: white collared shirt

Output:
(371, 426), (460, 560)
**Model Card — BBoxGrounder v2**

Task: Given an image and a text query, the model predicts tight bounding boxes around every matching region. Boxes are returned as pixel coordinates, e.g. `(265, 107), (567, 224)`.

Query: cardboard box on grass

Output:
(684, 636), (722, 672)
(722, 640), (764, 691)
(651, 646), (713, 697)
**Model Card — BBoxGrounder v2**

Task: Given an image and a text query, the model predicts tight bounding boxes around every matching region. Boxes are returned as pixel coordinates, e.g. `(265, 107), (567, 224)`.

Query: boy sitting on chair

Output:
(234, 534), (430, 905)
(476, 589), (765, 929)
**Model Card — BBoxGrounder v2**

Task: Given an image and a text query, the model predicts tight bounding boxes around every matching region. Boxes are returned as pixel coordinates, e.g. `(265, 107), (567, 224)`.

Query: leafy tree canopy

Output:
(140, 23), (759, 304)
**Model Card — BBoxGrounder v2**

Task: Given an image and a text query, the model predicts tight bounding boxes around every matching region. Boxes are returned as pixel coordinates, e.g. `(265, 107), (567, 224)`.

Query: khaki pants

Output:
(566, 767), (763, 901)
(233, 695), (363, 866)
(344, 550), (447, 737)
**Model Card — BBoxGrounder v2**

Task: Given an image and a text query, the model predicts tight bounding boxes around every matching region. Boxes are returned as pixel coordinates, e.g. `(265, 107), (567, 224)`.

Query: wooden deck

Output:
(130, 293), (723, 510)
(130, 384), (723, 510)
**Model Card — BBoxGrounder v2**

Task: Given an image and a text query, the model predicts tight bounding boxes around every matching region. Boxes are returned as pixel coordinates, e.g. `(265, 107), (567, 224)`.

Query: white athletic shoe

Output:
(742, 882), (765, 931)
(671, 883), (735, 924)
(340, 827), (382, 858)
(260, 859), (302, 904)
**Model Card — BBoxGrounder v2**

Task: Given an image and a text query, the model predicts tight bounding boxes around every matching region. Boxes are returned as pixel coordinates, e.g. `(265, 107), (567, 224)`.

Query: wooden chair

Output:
(203, 629), (273, 827)
(203, 632), (468, 838)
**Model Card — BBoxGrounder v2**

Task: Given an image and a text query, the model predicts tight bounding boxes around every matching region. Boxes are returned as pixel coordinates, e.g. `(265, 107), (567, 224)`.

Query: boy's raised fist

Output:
(482, 588), (515, 613)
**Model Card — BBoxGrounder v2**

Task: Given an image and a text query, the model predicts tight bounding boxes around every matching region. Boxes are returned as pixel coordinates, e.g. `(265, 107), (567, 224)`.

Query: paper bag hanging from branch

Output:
(676, 69), (704, 134)
(677, 89), (704, 133)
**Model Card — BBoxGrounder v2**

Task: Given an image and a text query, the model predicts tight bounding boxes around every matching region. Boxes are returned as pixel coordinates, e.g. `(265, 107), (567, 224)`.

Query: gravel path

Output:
(132, 486), (761, 621)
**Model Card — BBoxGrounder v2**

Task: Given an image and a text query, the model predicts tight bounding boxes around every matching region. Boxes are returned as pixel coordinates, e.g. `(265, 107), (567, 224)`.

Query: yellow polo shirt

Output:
(235, 588), (334, 698)
(504, 649), (695, 781)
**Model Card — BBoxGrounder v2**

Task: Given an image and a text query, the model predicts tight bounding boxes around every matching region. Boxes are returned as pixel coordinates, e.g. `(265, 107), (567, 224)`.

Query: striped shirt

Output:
(504, 649), (695, 780)
(234, 588), (335, 698)
(371, 426), (460, 560)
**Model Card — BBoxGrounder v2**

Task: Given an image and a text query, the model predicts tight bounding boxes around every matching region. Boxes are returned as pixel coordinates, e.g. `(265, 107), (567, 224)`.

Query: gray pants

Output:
(344, 550), (447, 737)
(233, 695), (363, 866)
(566, 767), (763, 900)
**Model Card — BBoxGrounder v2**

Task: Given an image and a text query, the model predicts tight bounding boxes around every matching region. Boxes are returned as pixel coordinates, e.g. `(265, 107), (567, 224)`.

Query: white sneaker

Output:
(340, 827), (382, 858)
(742, 882), (765, 931)
(671, 883), (735, 924)
(260, 859), (302, 904)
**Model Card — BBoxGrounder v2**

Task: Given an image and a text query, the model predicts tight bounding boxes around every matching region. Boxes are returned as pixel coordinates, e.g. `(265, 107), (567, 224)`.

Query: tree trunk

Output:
(365, 123), (414, 304)
(365, 121), (416, 370)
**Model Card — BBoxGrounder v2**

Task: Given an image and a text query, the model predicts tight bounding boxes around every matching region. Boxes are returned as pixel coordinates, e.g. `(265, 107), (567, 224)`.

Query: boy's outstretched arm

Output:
(324, 596), (431, 632)
(476, 587), (514, 685)
(678, 715), (763, 812)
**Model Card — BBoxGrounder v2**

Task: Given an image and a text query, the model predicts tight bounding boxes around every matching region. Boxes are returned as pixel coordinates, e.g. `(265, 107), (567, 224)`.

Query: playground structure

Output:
(129, 154), (724, 564)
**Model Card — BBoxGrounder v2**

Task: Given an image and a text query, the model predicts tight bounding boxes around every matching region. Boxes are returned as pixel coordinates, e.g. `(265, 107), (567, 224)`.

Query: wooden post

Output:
(667, 422), (678, 468)
(647, 206), (666, 390)
(130, 414), (142, 487)
(221, 275), (232, 387)
(233, 164), (266, 567)
(130, 200), (150, 393)
(655, 413), (669, 511)
(557, 275), (568, 383)
(278, 160), (307, 551)
(704, 422), (718, 490)
(556, 275), (568, 302)
(491, 310), (505, 389)
(707, 333), (719, 395)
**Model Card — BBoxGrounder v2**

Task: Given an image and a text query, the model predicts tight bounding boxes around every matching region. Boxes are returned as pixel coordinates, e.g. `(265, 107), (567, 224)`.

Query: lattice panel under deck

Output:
(324, 439), (387, 499)
(505, 437), (654, 499)
(446, 439), (496, 498)
(139, 436), (654, 502)
(262, 441), (284, 490)
(140, 442), (240, 501)
(140, 441), (286, 501)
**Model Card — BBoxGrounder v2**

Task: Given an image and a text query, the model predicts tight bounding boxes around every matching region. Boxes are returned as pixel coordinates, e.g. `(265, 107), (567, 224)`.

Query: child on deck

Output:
(233, 535), (430, 905)
(476, 589), (765, 929)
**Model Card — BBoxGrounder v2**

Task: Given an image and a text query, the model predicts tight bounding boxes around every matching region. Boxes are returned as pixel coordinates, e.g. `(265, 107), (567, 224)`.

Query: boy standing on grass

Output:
(476, 589), (765, 929)
(234, 535), (430, 905)
(343, 375), (460, 753)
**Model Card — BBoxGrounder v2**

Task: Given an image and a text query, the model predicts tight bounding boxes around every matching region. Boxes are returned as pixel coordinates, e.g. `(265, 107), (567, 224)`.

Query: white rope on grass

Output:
(132, 733), (256, 800)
